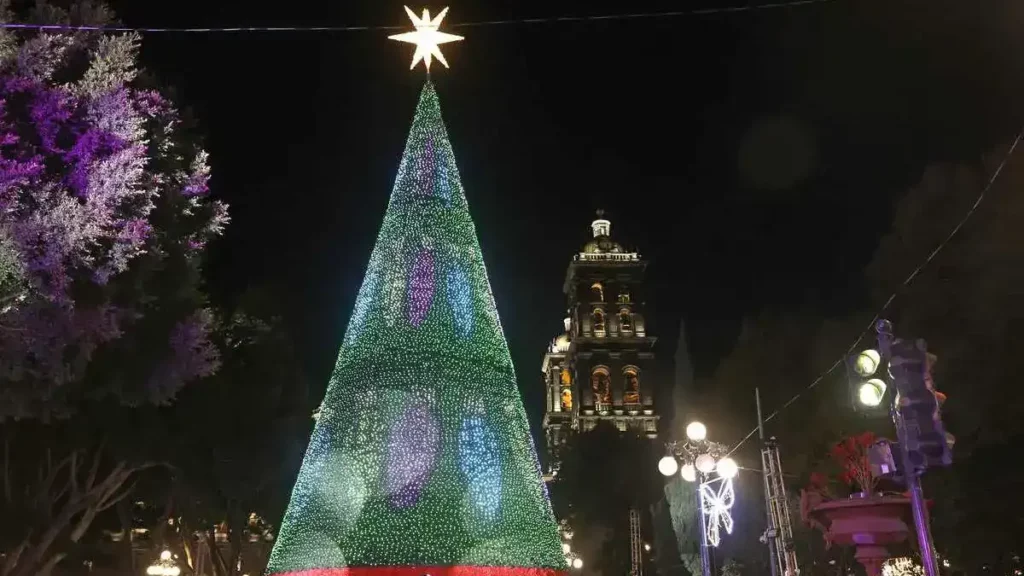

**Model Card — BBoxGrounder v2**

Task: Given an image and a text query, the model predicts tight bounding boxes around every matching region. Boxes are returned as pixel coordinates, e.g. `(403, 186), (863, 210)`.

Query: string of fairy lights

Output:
(0, 0), (838, 34)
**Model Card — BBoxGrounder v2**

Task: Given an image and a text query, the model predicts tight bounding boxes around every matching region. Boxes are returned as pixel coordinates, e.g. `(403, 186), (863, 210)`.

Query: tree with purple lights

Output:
(0, 3), (227, 575)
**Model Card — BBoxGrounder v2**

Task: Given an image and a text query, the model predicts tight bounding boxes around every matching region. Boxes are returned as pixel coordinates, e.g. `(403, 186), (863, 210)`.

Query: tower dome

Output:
(550, 317), (571, 353)
(553, 334), (570, 353)
(582, 210), (625, 254)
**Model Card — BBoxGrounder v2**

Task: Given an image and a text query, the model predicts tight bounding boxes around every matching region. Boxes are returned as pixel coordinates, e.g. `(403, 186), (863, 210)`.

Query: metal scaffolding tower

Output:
(761, 437), (799, 576)
(755, 388), (798, 576)
(629, 507), (643, 576)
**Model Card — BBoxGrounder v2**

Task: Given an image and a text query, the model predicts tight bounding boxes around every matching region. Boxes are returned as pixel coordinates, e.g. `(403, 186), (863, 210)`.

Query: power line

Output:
(738, 465), (800, 478)
(0, 0), (837, 34)
(726, 128), (1024, 458)
(453, 0), (836, 27)
(0, 22), (404, 33)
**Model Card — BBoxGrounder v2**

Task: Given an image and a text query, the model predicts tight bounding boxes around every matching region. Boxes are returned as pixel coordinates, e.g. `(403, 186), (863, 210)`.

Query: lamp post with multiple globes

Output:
(145, 550), (181, 576)
(658, 421), (739, 576)
(560, 524), (584, 570)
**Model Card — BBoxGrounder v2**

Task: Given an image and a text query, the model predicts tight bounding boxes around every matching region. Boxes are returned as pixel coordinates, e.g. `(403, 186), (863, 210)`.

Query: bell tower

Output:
(541, 211), (659, 474)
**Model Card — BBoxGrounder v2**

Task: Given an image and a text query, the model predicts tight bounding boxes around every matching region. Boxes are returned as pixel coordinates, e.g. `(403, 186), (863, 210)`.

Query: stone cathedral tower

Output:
(542, 211), (659, 475)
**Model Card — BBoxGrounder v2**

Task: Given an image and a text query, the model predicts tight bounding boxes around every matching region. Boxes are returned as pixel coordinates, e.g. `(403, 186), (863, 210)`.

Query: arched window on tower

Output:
(591, 366), (611, 410)
(623, 366), (641, 406)
(559, 368), (572, 411)
(591, 282), (604, 302)
(593, 308), (606, 335)
(619, 308), (632, 333)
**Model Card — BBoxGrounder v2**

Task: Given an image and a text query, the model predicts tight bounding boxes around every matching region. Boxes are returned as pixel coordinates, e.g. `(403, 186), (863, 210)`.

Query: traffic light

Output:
(848, 348), (889, 411)
(888, 338), (954, 470)
(867, 438), (899, 479)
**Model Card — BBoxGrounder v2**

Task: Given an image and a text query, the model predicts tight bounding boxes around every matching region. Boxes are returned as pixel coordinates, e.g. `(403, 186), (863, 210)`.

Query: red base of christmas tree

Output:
(273, 567), (567, 576)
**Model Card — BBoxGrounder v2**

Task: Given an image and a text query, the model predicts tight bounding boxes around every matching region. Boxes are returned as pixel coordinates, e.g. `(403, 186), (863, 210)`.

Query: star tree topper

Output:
(389, 6), (464, 71)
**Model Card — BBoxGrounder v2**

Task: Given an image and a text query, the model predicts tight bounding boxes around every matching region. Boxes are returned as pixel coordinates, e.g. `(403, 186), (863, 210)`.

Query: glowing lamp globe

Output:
(858, 378), (887, 407)
(160, 551), (172, 562)
(680, 463), (697, 482)
(658, 455), (679, 477)
(573, 559), (583, 569)
(562, 543), (571, 553)
(716, 457), (739, 479)
(686, 421), (708, 442)
(855, 349), (881, 377)
(695, 453), (716, 474)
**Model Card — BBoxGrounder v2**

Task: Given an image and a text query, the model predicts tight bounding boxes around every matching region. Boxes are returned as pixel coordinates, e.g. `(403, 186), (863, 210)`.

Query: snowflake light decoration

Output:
(700, 478), (735, 547)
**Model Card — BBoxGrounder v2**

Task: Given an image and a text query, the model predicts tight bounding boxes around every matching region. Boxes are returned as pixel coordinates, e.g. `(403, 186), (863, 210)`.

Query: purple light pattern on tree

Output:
(147, 310), (221, 403)
(385, 395), (441, 509)
(407, 247), (435, 327)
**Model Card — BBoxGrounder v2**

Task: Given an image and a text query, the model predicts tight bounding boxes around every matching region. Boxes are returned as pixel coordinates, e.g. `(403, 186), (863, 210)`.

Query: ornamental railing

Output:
(576, 252), (640, 262)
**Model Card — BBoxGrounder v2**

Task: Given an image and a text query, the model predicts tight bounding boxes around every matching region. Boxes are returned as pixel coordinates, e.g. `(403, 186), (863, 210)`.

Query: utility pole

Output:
(875, 320), (940, 576)
(757, 389), (799, 576)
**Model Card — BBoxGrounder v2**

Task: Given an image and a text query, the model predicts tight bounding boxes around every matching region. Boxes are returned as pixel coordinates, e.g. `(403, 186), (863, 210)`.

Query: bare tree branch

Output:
(98, 479), (136, 512)
(7, 455), (155, 576)
(48, 481), (70, 518)
(34, 552), (65, 576)
(16, 491), (88, 576)
(34, 453), (74, 513)
(69, 451), (78, 498)
(84, 440), (106, 491)
(2, 433), (11, 505)
(69, 504), (100, 544)
(70, 463), (143, 542)
(1, 539), (29, 576)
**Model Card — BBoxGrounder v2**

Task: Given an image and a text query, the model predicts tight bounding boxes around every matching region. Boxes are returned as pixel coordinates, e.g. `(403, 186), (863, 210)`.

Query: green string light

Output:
(266, 80), (565, 576)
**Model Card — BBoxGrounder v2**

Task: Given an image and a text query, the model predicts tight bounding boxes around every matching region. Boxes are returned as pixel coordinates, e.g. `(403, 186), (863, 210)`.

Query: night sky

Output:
(106, 0), (1023, 431)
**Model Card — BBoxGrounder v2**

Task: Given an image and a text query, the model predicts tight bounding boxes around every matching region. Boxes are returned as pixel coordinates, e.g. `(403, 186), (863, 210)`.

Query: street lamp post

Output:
(847, 320), (949, 576)
(875, 321), (940, 576)
(696, 473), (711, 576)
(146, 550), (181, 576)
(658, 421), (739, 576)
(559, 523), (584, 571)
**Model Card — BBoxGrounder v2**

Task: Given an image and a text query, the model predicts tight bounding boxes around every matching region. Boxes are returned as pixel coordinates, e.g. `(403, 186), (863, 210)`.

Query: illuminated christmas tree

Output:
(266, 11), (565, 576)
